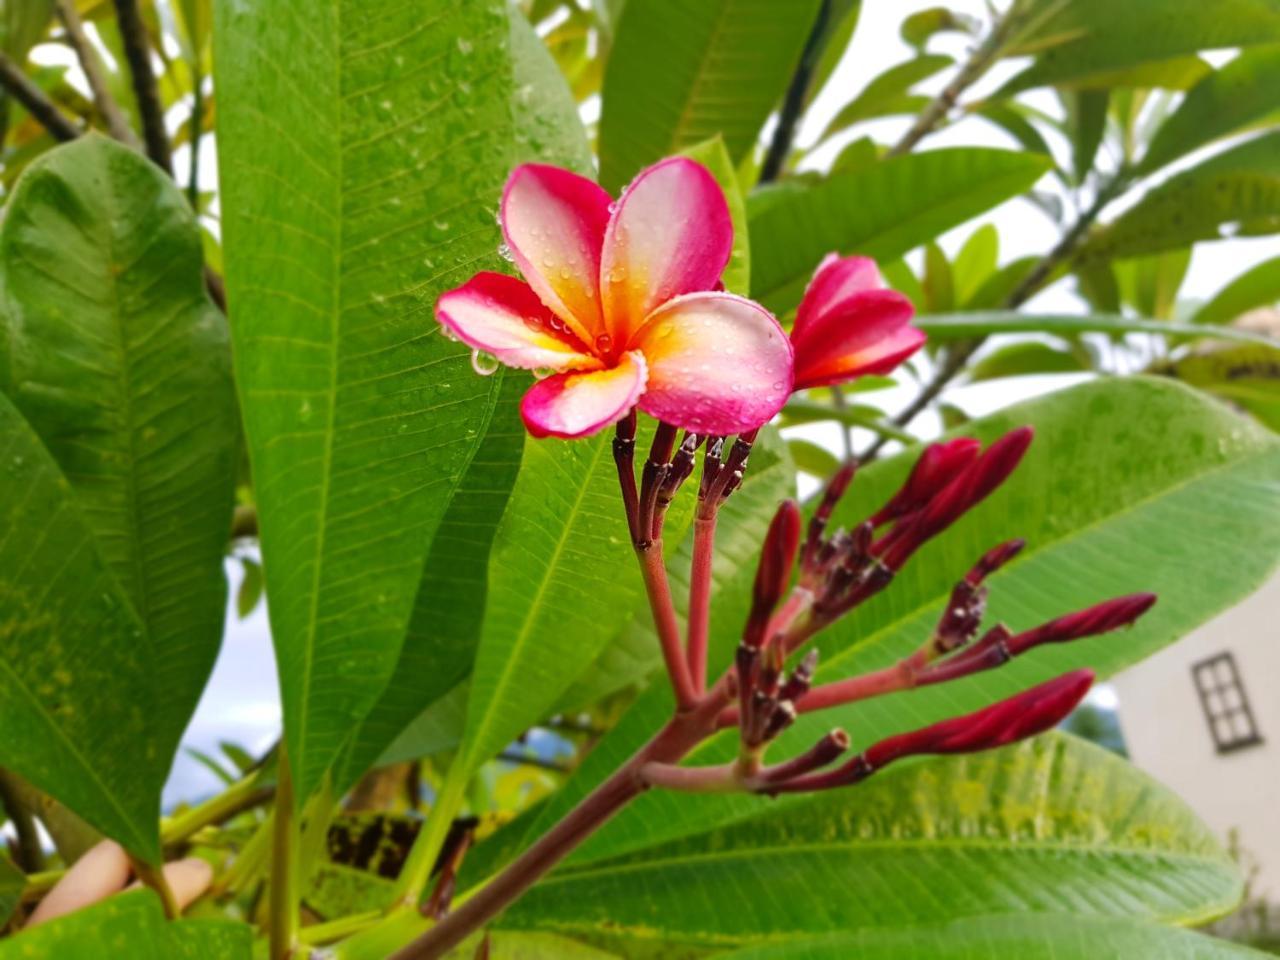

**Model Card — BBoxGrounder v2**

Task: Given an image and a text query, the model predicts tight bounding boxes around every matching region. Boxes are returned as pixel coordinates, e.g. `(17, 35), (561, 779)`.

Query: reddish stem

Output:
(686, 510), (718, 693)
(637, 544), (698, 711)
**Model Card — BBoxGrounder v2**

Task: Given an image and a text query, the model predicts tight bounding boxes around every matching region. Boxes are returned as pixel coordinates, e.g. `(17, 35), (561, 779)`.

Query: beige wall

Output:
(1114, 572), (1280, 902)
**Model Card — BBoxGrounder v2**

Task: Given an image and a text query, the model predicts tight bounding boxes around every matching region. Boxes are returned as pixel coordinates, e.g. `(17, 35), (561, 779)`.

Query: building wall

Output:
(1114, 572), (1280, 902)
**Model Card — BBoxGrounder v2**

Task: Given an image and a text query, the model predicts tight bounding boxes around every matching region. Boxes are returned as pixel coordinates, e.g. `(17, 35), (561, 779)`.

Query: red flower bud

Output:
(802, 462), (857, 573)
(769, 670), (1093, 794)
(1007, 593), (1157, 657)
(745, 500), (802, 647)
(869, 437), (981, 528)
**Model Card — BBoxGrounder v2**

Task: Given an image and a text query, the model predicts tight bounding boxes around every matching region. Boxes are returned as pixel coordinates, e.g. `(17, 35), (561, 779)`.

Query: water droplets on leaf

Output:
(471, 349), (500, 376)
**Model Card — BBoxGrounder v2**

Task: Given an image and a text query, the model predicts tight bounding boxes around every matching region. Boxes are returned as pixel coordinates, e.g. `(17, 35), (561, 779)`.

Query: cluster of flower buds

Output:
(649, 428), (1159, 798)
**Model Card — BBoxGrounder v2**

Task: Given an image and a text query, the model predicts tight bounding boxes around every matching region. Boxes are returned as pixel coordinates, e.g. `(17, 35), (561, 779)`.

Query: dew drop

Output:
(532, 366), (555, 380)
(497, 241), (514, 262)
(471, 349), (500, 376)
(594, 333), (613, 354)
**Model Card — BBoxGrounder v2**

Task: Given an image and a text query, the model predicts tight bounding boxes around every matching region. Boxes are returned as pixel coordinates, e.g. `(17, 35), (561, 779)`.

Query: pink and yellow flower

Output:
(789, 254), (925, 390)
(437, 158), (793, 439)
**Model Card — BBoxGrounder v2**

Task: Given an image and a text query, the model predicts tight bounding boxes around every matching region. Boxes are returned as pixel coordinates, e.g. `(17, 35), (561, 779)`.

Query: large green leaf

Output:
(819, 55), (952, 143)
(1163, 344), (1280, 432)
(0, 135), (236, 756)
(331, 7), (594, 795)
(504, 735), (1239, 943)
(1141, 46), (1280, 174)
(916, 311), (1280, 348)
(0, 890), (250, 959)
(1192, 256), (1280, 326)
(1000, 0), (1280, 93)
(0, 394), (163, 861)
(598, 0), (823, 190)
(459, 421), (697, 776)
(214, 0), (518, 798)
(748, 149), (1051, 312)
(497, 377), (1280, 874)
(0, 0), (53, 63)
(1080, 132), (1280, 262)
(717, 914), (1276, 960)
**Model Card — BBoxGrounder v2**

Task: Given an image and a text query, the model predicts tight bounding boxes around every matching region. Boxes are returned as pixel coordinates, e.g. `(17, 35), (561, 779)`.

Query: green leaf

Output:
(819, 55), (953, 142)
(0, 0), (53, 63)
(236, 558), (262, 620)
(499, 377), (1280, 879)
(901, 7), (973, 49)
(1001, 0), (1280, 93)
(1064, 89), (1108, 184)
(1141, 46), (1280, 174)
(952, 224), (999, 307)
(0, 855), (22, 927)
(969, 341), (1090, 382)
(0, 890), (251, 959)
(1163, 344), (1280, 432)
(214, 0), (519, 798)
(0, 135), (237, 759)
(680, 137), (750, 296)
(1080, 131), (1280, 263)
(748, 149), (1051, 313)
(716, 914), (1277, 960)
(333, 376), (525, 792)
(804, 0), (863, 108)
(0, 393), (163, 861)
(787, 438), (841, 478)
(598, 0), (824, 190)
(1115, 249), (1191, 321)
(505, 735), (1240, 943)
(922, 241), (954, 313)
(1192, 255), (1280, 326)
(330, 5), (594, 794)
(916, 310), (1280, 348)
(459, 421), (696, 775)
(971, 103), (1054, 160)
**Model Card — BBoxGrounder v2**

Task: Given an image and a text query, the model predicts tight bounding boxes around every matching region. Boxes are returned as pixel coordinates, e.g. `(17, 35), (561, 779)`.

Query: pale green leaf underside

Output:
(0, 135), (236, 758)
(504, 735), (1239, 944)
(214, 0), (516, 797)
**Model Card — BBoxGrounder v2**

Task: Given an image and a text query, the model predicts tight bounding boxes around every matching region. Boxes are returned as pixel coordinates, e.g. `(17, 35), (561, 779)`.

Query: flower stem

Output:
(269, 748), (299, 960)
(686, 510), (718, 693)
(160, 771), (271, 847)
(637, 542), (698, 711)
(129, 856), (181, 920)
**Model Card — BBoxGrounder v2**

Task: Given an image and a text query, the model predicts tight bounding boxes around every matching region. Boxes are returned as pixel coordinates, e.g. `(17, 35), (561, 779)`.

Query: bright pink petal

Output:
(521, 350), (648, 439)
(502, 164), (612, 347)
(631, 292), (793, 435)
(437, 272), (600, 372)
(794, 254), (884, 340)
(793, 289), (924, 389)
(601, 157), (733, 347)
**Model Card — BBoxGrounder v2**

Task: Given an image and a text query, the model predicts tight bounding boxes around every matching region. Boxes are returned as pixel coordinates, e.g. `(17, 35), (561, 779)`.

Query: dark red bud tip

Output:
(869, 437), (981, 527)
(968, 538), (1026, 585)
(747, 500), (803, 645)
(866, 668), (1093, 769)
(1008, 593), (1157, 656)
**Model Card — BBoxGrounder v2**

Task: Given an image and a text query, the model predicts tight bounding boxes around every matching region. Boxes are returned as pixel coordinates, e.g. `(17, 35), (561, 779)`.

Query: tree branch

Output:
(56, 0), (140, 147)
(0, 52), (81, 142)
(112, 0), (173, 174)
(759, 0), (832, 184)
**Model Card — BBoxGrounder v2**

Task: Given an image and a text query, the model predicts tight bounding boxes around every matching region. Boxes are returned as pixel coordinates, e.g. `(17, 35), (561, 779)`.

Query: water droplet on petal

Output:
(532, 366), (556, 380)
(471, 349), (500, 376)
(594, 333), (613, 354)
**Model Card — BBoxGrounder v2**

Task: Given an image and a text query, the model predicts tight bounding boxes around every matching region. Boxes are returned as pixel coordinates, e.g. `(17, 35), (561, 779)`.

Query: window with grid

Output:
(1191, 652), (1263, 755)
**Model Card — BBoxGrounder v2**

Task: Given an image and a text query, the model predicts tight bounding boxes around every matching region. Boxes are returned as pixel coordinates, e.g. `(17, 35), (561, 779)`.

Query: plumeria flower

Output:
(437, 158), (793, 439)
(790, 254), (925, 389)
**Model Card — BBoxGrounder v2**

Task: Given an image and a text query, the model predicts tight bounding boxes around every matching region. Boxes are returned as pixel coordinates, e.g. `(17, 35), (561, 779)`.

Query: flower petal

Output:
(794, 254), (884, 341)
(521, 350), (648, 439)
(793, 289), (924, 389)
(632, 292), (793, 435)
(437, 272), (600, 372)
(601, 157), (733, 346)
(502, 164), (612, 346)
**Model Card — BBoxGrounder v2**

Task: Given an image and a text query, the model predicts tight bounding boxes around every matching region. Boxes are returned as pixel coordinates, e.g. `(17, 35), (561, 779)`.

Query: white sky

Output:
(28, 3), (1266, 802)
